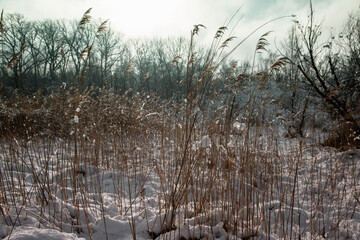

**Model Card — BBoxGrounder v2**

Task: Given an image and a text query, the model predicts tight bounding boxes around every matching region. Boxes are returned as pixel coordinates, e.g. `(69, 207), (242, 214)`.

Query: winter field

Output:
(1, 5), (360, 240)
(0, 90), (359, 240)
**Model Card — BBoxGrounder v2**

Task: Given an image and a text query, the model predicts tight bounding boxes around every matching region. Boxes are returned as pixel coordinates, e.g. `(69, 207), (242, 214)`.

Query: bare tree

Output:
(62, 19), (95, 83)
(2, 13), (32, 92)
(93, 25), (127, 88)
(36, 20), (64, 82)
(277, 25), (310, 137)
(292, 2), (360, 141)
(338, 9), (360, 118)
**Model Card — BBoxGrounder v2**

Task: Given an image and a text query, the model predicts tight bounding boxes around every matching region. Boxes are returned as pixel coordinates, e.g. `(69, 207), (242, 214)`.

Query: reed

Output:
(0, 8), (359, 240)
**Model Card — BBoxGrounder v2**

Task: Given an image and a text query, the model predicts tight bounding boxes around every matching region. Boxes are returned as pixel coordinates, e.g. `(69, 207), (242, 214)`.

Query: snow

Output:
(74, 115), (79, 124)
(2, 227), (84, 240)
(192, 135), (212, 150)
(233, 122), (246, 132)
(0, 135), (359, 239)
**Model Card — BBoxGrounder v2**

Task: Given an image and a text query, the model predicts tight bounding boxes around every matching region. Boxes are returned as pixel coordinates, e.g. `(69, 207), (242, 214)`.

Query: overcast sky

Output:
(1, 0), (358, 59)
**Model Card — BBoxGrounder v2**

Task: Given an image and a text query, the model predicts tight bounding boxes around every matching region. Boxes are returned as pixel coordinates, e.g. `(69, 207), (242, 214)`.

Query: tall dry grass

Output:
(0, 8), (359, 240)
(0, 78), (359, 240)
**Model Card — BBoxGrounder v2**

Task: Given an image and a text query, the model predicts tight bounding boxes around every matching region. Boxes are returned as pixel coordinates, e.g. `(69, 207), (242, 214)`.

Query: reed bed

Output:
(0, 8), (359, 240)
(0, 84), (359, 239)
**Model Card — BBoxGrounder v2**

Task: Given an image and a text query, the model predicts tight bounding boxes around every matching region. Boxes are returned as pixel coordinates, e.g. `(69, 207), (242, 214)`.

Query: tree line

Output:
(0, 6), (359, 141)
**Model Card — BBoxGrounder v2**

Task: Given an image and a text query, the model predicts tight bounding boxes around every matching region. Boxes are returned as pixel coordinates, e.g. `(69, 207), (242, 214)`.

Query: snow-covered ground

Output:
(0, 133), (359, 239)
